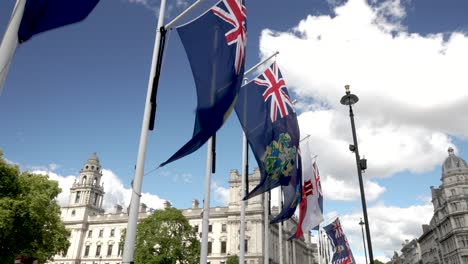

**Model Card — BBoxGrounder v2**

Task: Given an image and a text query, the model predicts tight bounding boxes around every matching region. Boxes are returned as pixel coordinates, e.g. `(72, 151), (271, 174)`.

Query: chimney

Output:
(114, 205), (123, 214)
(139, 203), (147, 213)
(163, 201), (172, 209)
(192, 199), (199, 209)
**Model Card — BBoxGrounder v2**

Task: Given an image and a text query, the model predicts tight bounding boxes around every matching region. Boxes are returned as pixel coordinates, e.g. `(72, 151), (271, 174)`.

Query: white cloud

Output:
(126, 0), (189, 16)
(257, 0), (465, 202)
(322, 176), (385, 201)
(338, 202), (433, 260)
(48, 163), (60, 171)
(30, 168), (167, 213)
(212, 181), (229, 205)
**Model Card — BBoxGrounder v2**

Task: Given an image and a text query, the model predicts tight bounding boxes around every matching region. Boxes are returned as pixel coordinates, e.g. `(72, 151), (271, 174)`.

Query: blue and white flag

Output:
(160, 0), (247, 167)
(0, 0), (100, 93)
(323, 218), (356, 264)
(235, 61), (301, 223)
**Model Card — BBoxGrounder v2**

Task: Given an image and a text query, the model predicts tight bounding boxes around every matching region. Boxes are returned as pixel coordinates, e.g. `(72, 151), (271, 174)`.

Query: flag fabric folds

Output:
(160, 0), (247, 167)
(290, 138), (324, 239)
(323, 218), (356, 264)
(235, 61), (300, 201)
(0, 0), (100, 93)
(18, 0), (101, 43)
(272, 152), (302, 224)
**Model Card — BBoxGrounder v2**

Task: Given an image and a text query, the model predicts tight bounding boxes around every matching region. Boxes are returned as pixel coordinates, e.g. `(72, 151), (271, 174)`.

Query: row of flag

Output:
(1, 1), (356, 263)
(321, 218), (356, 264)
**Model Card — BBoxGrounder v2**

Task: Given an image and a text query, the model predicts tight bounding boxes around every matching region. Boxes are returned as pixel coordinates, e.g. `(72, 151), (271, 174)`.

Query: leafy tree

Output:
(132, 207), (200, 264)
(0, 150), (70, 263)
(374, 259), (386, 264)
(226, 255), (239, 264)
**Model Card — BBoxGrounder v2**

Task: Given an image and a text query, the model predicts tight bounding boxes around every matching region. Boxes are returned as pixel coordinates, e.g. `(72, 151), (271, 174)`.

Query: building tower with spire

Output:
(419, 147), (468, 264)
(66, 152), (105, 220)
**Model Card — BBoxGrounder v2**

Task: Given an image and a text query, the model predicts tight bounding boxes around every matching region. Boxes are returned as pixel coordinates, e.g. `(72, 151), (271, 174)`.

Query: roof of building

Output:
(442, 147), (468, 174)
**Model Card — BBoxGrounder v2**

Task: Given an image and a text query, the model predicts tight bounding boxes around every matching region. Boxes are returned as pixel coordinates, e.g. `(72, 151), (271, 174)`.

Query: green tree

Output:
(226, 255), (239, 264)
(132, 207), (200, 264)
(374, 259), (386, 264)
(0, 150), (70, 264)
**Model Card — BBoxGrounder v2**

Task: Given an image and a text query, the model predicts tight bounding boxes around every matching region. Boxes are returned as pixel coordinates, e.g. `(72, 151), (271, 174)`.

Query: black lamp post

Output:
(340, 85), (374, 264)
(359, 218), (368, 264)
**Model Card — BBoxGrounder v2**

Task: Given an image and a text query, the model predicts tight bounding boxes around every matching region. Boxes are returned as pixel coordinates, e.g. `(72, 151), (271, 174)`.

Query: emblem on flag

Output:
(261, 133), (297, 183)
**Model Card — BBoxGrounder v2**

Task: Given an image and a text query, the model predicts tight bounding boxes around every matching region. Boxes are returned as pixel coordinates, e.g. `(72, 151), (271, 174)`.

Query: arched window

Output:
(93, 178), (98, 185)
(82, 176), (87, 184)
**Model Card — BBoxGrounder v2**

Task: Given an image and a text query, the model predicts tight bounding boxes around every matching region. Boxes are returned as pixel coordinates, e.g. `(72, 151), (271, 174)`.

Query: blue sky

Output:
(1, 0), (468, 262)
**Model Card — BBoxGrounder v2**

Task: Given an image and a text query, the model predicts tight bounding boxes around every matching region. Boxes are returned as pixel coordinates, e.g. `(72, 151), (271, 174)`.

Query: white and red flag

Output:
(291, 137), (324, 239)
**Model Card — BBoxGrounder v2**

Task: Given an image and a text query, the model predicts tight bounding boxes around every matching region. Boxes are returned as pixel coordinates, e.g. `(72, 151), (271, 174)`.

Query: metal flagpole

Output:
(122, 0), (166, 263)
(240, 79), (248, 264)
(0, 0), (25, 94)
(279, 189), (283, 264)
(240, 51), (279, 264)
(200, 137), (214, 264)
(263, 191), (269, 264)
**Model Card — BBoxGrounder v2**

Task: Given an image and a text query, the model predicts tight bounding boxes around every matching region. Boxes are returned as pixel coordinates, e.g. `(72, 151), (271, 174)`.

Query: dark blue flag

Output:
(160, 0), (247, 167)
(271, 153), (302, 224)
(235, 61), (301, 206)
(18, 0), (100, 43)
(323, 218), (356, 264)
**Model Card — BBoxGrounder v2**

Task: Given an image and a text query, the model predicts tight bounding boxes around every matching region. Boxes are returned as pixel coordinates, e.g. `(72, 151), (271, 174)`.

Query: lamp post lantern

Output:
(359, 218), (368, 264)
(340, 85), (374, 264)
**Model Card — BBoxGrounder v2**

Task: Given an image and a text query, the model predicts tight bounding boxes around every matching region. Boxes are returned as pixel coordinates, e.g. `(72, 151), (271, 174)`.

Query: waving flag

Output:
(160, 0), (247, 167)
(235, 61), (300, 201)
(290, 138), (324, 239)
(323, 218), (356, 264)
(0, 0), (100, 93)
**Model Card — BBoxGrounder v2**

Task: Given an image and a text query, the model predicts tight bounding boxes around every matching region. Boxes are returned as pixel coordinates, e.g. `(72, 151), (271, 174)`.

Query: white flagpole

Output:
(200, 137), (214, 264)
(279, 189), (284, 264)
(240, 80), (248, 264)
(121, 0), (166, 263)
(263, 191), (269, 264)
(0, 0), (25, 94)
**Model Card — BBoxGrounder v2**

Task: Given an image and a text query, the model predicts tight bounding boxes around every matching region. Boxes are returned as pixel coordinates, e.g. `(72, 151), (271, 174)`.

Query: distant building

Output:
(48, 153), (318, 264)
(401, 147), (468, 264)
(400, 239), (421, 264)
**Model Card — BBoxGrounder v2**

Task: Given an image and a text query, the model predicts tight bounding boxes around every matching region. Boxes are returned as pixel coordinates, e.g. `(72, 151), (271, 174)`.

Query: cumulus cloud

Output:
(212, 181), (229, 205)
(338, 202), (433, 259)
(30, 168), (167, 213)
(258, 0), (466, 202)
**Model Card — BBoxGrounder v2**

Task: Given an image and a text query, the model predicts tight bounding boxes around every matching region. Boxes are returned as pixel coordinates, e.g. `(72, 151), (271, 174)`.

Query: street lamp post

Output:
(340, 85), (374, 264)
(359, 218), (368, 264)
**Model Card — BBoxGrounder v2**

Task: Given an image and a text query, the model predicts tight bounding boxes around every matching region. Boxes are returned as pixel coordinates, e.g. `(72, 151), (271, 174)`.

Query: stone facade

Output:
(400, 239), (421, 264)
(404, 148), (468, 264)
(48, 154), (318, 264)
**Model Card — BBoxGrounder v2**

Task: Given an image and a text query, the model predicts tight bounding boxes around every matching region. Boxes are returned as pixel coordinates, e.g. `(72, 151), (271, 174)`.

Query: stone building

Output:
(400, 239), (421, 264)
(48, 153), (318, 264)
(410, 147), (468, 264)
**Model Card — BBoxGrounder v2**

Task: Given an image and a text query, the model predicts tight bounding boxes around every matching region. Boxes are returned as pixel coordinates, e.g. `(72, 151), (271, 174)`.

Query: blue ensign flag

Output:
(160, 0), (247, 167)
(18, 0), (100, 42)
(0, 0), (100, 93)
(235, 61), (301, 206)
(323, 218), (356, 264)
